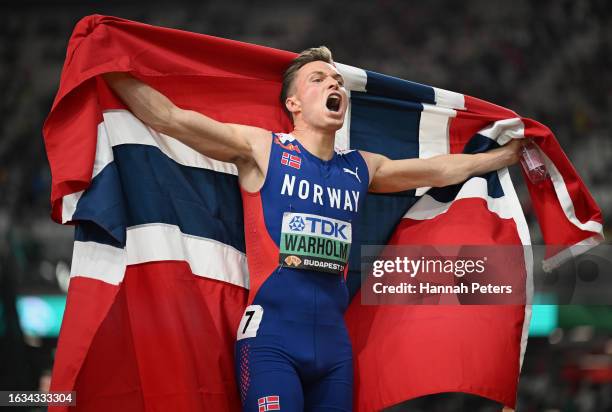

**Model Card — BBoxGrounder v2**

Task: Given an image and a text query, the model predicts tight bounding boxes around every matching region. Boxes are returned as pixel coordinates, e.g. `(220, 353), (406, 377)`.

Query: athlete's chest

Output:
(270, 157), (364, 216)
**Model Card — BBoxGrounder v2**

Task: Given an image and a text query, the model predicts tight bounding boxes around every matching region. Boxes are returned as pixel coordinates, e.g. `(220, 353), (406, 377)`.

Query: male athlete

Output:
(103, 46), (522, 412)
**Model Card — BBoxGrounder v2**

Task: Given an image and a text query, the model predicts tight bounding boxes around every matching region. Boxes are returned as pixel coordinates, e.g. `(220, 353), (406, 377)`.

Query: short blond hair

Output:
(280, 46), (334, 120)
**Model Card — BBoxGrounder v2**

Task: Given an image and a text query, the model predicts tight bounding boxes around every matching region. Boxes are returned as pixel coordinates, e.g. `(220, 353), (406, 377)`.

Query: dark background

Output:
(0, 1), (611, 411)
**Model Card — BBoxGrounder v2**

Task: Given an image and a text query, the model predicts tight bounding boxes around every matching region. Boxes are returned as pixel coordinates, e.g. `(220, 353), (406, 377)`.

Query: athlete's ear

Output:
(285, 95), (301, 116)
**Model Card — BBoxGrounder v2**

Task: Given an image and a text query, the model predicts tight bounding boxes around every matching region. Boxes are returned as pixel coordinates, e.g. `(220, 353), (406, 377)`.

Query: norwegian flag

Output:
(281, 151), (301, 169)
(257, 396), (280, 411)
(43, 15), (602, 412)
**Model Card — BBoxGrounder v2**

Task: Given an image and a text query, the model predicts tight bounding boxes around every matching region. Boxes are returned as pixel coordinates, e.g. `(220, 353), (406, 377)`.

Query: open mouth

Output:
(326, 93), (342, 112)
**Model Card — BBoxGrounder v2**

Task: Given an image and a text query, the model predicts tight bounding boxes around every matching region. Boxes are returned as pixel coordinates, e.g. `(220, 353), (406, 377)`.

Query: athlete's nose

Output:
(326, 76), (340, 90)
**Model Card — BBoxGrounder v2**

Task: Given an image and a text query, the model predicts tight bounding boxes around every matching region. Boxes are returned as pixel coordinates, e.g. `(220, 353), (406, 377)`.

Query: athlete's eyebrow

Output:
(309, 71), (345, 83)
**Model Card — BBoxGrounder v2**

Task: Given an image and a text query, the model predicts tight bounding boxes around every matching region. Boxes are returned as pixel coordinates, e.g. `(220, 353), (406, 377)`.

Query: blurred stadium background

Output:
(0, 0), (610, 410)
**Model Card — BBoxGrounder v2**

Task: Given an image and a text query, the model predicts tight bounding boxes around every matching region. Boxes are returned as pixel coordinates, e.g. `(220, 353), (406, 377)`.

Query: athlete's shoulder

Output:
(355, 149), (386, 166)
(272, 132), (302, 153)
(334, 147), (355, 155)
(335, 149), (370, 186)
(336, 148), (368, 164)
(273, 132), (295, 144)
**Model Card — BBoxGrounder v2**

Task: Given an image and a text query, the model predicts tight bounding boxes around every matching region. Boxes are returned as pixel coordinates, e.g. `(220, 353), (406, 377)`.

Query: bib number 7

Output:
(237, 305), (263, 340)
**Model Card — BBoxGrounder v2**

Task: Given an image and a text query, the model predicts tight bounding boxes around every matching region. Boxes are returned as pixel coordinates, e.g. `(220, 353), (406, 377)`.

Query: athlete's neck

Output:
(291, 126), (335, 161)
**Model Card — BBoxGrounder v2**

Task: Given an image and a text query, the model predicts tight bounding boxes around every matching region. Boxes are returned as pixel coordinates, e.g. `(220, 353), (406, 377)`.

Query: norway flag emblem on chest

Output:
(281, 152), (301, 169)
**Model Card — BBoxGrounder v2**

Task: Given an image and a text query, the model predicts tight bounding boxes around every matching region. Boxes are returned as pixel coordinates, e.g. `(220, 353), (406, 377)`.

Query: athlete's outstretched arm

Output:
(102, 72), (270, 166)
(362, 139), (524, 193)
